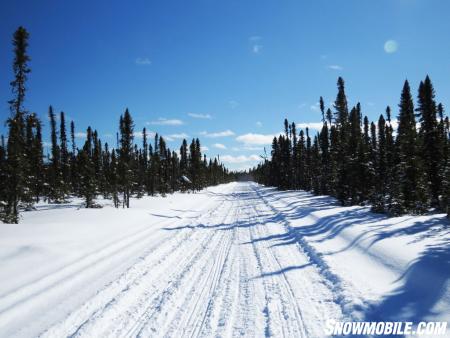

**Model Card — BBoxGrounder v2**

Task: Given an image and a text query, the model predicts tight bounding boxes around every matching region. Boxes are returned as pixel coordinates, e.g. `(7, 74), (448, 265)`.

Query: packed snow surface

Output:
(0, 182), (449, 337)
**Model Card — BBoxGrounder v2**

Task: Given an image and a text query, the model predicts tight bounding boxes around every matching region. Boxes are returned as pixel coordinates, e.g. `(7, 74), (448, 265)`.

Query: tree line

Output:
(251, 77), (450, 218)
(0, 27), (234, 223)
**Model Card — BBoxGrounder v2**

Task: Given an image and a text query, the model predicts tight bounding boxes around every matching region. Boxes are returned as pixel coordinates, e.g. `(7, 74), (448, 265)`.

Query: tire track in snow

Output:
(139, 195), (239, 337)
(244, 191), (308, 338)
(252, 184), (357, 320)
(39, 197), (228, 338)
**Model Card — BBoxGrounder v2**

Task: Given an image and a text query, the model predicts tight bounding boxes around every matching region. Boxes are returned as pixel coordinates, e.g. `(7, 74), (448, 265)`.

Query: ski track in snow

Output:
(1, 182), (448, 337)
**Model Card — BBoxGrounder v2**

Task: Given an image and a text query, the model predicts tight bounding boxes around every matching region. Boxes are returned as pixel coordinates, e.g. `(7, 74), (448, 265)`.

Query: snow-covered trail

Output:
(0, 182), (448, 337)
(35, 183), (341, 338)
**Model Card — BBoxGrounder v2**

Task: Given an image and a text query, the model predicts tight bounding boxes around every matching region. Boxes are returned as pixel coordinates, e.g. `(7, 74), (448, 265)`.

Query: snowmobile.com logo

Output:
(325, 320), (447, 336)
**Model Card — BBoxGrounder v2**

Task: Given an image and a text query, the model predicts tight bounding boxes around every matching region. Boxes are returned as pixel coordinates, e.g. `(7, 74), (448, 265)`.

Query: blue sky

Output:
(1, 0), (450, 170)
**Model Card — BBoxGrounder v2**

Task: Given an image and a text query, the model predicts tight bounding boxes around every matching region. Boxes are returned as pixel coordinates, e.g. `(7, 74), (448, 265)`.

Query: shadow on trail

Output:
(163, 183), (450, 326)
(363, 239), (450, 332)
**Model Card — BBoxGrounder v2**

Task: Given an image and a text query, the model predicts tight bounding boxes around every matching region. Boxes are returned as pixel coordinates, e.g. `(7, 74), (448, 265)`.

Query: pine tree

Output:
(4, 26), (31, 223)
(319, 121), (330, 194)
(25, 113), (44, 204)
(78, 131), (96, 208)
(0, 136), (8, 219)
(348, 104), (362, 203)
(394, 80), (427, 213)
(416, 76), (442, 207)
(60, 111), (70, 198)
(110, 149), (120, 208)
(334, 77), (350, 204)
(118, 109), (134, 207)
(48, 106), (62, 202)
(372, 114), (388, 212)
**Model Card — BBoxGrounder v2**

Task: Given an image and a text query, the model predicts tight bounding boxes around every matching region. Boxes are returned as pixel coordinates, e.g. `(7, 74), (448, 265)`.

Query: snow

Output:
(0, 182), (448, 337)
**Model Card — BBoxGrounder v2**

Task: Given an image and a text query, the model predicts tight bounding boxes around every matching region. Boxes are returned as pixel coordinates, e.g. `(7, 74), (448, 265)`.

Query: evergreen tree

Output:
(372, 114), (388, 212)
(394, 80), (427, 213)
(48, 106), (62, 202)
(78, 131), (96, 208)
(118, 109), (134, 207)
(4, 26), (31, 223)
(334, 77), (350, 204)
(416, 76), (442, 206)
(60, 111), (70, 198)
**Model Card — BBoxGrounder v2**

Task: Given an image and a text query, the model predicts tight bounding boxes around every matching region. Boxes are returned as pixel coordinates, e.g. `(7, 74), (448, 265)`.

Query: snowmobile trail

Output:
(2, 181), (447, 337)
(35, 182), (343, 338)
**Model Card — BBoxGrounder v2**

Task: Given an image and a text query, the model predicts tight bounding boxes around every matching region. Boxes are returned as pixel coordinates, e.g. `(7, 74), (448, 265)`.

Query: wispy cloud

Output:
(252, 44), (263, 54)
(75, 132), (86, 139)
(213, 143), (227, 149)
(249, 36), (263, 54)
(296, 122), (324, 132)
(220, 154), (260, 164)
(201, 146), (209, 152)
(148, 118), (184, 126)
(327, 65), (343, 71)
(200, 130), (235, 138)
(236, 133), (281, 145)
(135, 57), (151, 65)
(232, 146), (263, 151)
(188, 113), (212, 119)
(167, 133), (189, 139)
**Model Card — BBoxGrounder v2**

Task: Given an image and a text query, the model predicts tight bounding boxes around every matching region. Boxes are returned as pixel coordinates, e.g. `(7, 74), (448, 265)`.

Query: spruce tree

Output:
(60, 111), (70, 198)
(334, 77), (350, 204)
(5, 26), (31, 223)
(118, 109), (134, 207)
(48, 106), (62, 202)
(78, 132), (96, 208)
(416, 76), (442, 206)
(394, 80), (427, 213)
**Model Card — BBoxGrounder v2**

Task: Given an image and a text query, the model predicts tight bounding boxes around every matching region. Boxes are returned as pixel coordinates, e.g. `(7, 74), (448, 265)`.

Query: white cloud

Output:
(188, 113), (212, 119)
(134, 130), (156, 139)
(220, 154), (260, 164)
(200, 130), (235, 138)
(252, 44), (263, 54)
(327, 65), (343, 70)
(167, 133), (189, 139)
(135, 57), (151, 65)
(256, 121), (262, 127)
(232, 146), (264, 151)
(236, 133), (281, 145)
(133, 131), (143, 139)
(213, 143), (227, 149)
(75, 132), (86, 138)
(296, 122), (324, 132)
(249, 36), (263, 54)
(149, 118), (184, 126)
(201, 146), (209, 152)
(384, 40), (398, 53)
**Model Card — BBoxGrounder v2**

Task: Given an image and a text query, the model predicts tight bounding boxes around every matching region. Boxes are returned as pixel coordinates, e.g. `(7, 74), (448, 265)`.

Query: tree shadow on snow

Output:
(361, 240), (450, 336)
